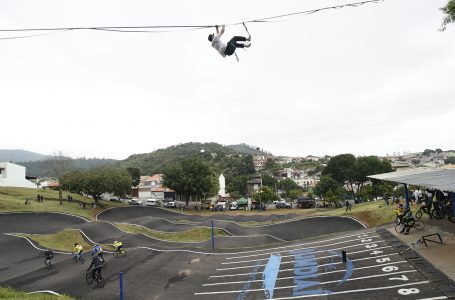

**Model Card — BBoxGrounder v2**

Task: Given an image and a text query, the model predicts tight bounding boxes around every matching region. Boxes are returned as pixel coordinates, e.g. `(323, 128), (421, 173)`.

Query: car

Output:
(164, 201), (176, 208)
(276, 202), (292, 209)
(128, 198), (143, 206)
(109, 197), (122, 203)
(145, 199), (159, 206)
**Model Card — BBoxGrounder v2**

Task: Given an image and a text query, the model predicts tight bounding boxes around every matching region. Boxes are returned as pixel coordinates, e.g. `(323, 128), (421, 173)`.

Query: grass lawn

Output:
(115, 223), (228, 242)
(0, 286), (75, 300)
(0, 187), (125, 220)
(21, 229), (115, 252)
(316, 200), (419, 227)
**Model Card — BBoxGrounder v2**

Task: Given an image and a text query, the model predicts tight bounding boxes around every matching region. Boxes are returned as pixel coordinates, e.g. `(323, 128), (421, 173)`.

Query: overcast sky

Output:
(1, 0), (454, 160)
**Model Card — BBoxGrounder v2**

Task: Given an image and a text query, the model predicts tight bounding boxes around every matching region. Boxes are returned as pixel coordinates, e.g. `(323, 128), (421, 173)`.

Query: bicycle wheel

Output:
(415, 210), (422, 219)
(86, 272), (94, 284)
(394, 216), (401, 225)
(432, 209), (443, 219)
(413, 220), (425, 230)
(448, 210), (455, 223)
(395, 224), (403, 234)
(96, 276), (105, 288)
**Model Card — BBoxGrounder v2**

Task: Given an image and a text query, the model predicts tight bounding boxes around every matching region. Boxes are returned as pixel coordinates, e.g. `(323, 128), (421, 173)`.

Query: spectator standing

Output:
(384, 193), (390, 206)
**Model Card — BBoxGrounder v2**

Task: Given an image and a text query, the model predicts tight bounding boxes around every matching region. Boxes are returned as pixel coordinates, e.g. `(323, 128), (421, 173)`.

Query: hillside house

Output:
(0, 162), (36, 188)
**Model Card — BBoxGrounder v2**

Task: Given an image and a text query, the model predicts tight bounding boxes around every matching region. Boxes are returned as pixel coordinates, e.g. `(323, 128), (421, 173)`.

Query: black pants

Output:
(92, 266), (102, 279)
(224, 36), (247, 56)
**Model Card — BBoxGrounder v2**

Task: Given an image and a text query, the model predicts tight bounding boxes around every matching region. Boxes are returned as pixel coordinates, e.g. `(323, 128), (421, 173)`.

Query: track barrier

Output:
(421, 233), (443, 247)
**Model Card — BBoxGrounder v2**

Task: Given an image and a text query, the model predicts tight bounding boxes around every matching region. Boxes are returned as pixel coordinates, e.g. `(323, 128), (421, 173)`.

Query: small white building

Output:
(0, 162), (36, 188)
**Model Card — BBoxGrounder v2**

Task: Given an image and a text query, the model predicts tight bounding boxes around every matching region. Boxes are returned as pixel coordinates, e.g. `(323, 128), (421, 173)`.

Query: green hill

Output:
(0, 149), (46, 162)
(226, 143), (270, 156)
(119, 142), (239, 175)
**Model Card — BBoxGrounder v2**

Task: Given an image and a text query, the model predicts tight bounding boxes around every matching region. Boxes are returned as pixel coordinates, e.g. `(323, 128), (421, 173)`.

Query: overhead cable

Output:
(0, 0), (384, 38)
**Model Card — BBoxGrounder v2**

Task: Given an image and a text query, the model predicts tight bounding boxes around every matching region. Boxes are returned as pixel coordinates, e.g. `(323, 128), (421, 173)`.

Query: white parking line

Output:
(224, 231), (376, 259)
(223, 236), (380, 263)
(204, 260), (408, 286)
(271, 281), (430, 299)
(216, 244), (390, 271)
(195, 271), (419, 296)
(210, 252), (398, 278)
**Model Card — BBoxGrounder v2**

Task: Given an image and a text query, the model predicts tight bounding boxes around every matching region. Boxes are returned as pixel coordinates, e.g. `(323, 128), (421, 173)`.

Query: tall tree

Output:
(322, 154), (392, 199)
(441, 0), (455, 31)
(60, 167), (132, 203)
(126, 167), (141, 187)
(226, 175), (248, 196)
(163, 158), (219, 206)
(251, 186), (279, 204)
(44, 151), (74, 200)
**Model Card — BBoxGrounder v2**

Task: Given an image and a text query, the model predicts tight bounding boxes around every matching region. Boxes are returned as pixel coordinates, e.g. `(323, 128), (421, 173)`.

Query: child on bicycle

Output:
(400, 211), (415, 235)
(87, 255), (103, 280)
(44, 249), (54, 265)
(113, 241), (123, 254)
(92, 244), (104, 262)
(73, 243), (83, 261)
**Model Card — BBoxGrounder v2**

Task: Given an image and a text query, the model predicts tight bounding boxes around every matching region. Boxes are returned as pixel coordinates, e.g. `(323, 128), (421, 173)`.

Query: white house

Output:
(0, 162), (36, 188)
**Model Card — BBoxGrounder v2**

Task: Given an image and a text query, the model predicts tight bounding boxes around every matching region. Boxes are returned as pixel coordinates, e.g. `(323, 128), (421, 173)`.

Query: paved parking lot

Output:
(194, 230), (450, 299)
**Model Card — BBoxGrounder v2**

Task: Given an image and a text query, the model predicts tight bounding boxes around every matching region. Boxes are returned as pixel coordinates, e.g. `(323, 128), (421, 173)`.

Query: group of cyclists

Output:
(43, 240), (125, 287)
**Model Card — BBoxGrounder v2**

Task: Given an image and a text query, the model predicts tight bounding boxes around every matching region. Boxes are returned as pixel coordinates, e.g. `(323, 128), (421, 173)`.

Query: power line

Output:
(0, 0), (384, 38)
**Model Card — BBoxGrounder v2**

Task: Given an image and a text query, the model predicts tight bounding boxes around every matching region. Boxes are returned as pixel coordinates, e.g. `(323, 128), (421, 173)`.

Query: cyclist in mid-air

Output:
(73, 243), (83, 261)
(87, 255), (103, 281)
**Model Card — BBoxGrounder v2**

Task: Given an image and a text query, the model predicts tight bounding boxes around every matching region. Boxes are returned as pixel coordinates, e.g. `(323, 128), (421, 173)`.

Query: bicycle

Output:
(395, 219), (425, 234)
(86, 271), (105, 288)
(73, 254), (85, 264)
(431, 201), (455, 223)
(44, 257), (53, 269)
(112, 248), (126, 257)
(415, 205), (431, 219)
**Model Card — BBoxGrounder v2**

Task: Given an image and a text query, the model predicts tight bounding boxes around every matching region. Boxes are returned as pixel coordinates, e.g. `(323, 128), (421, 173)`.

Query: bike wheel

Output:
(97, 276), (105, 288)
(121, 250), (126, 257)
(415, 210), (422, 219)
(395, 224), (403, 234)
(86, 272), (94, 284)
(394, 216), (401, 225)
(448, 211), (455, 223)
(112, 251), (118, 257)
(73, 256), (77, 263)
(432, 209), (443, 219)
(414, 220), (425, 230)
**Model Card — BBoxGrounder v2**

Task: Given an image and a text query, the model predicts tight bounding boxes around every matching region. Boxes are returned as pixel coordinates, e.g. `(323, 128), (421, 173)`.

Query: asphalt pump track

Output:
(1, 209), (454, 299)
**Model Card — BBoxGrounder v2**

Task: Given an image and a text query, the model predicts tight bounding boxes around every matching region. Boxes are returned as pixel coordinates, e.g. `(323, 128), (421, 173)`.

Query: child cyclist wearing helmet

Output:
(73, 243), (83, 261)
(92, 244), (104, 262)
(113, 241), (124, 255)
(401, 211), (415, 234)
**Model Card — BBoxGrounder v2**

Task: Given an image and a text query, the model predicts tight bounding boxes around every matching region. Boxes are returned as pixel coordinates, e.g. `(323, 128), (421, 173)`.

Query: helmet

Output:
(114, 241), (118, 244)
(74, 243), (78, 246)
(398, 204), (403, 208)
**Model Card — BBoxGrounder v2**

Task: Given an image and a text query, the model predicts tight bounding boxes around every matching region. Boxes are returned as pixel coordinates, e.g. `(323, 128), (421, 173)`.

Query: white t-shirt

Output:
(211, 33), (227, 57)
